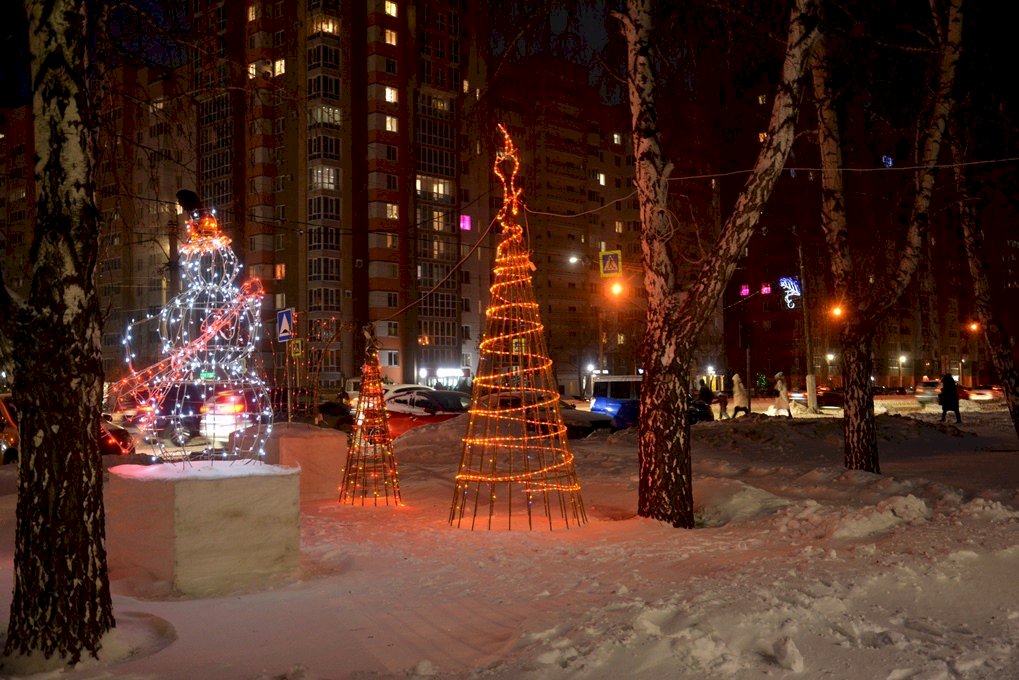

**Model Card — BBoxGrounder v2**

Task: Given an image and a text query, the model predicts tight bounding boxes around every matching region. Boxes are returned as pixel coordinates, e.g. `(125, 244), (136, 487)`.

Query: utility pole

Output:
(795, 227), (818, 412)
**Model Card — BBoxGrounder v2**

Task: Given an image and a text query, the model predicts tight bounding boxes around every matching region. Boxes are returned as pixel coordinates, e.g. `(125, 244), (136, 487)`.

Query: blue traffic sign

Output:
(277, 308), (294, 342)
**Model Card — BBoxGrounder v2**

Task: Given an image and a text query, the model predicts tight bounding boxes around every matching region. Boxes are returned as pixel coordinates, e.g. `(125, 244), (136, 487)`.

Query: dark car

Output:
(385, 389), (470, 437)
(2, 392), (137, 464)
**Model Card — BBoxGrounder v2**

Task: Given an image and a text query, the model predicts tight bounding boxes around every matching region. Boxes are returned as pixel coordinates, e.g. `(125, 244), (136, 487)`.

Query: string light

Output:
(108, 208), (273, 461)
(338, 325), (402, 506)
(449, 125), (586, 531)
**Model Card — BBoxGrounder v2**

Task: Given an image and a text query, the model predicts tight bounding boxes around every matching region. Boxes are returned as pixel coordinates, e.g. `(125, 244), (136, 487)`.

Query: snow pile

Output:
(0, 404), (1016, 678)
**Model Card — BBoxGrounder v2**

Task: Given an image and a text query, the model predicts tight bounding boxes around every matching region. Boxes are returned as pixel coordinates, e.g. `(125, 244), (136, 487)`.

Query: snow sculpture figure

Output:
(773, 372), (792, 419)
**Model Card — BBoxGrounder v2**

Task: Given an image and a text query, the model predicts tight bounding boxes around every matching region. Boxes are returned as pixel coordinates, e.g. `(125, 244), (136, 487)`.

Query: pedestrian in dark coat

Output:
(698, 379), (714, 405)
(939, 373), (961, 423)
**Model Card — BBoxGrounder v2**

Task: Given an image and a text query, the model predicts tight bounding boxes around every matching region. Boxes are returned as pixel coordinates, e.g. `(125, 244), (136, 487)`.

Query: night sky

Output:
(0, 3), (30, 107)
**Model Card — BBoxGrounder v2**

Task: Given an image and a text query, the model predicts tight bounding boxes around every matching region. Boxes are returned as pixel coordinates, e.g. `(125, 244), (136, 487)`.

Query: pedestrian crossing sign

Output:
(599, 250), (622, 278)
(277, 308), (294, 342)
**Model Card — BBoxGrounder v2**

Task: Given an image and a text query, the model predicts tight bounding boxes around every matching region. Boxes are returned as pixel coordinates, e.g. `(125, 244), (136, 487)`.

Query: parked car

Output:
(385, 388), (469, 438)
(914, 380), (941, 404)
(121, 383), (207, 445)
(477, 391), (615, 439)
(200, 387), (272, 443)
(558, 400), (614, 438)
(965, 385), (998, 401)
(383, 383), (435, 399)
(2, 392), (137, 464)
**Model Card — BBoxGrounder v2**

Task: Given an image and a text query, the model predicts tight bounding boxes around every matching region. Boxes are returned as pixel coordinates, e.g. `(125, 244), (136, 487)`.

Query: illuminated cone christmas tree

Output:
(449, 125), (586, 530)
(339, 326), (401, 506)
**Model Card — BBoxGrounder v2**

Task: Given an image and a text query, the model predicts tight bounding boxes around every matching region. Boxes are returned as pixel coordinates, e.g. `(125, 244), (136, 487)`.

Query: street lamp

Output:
(967, 322), (980, 386)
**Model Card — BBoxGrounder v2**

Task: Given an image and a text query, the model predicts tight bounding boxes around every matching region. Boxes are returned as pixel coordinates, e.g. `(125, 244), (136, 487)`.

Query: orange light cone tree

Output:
(339, 326), (401, 506)
(449, 125), (586, 530)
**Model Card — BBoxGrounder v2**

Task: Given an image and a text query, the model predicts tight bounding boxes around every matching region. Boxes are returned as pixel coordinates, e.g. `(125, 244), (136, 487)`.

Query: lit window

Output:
(248, 63), (258, 79)
(617, 333), (626, 345)
(311, 15), (337, 34)
(385, 115), (398, 132)
(758, 94), (767, 105)
(612, 133), (622, 145)
(384, 87), (398, 103)
(615, 220), (624, 234)
(384, 29), (397, 45)
(597, 172), (606, 186)
(384, 1), (397, 17)
(247, 4), (258, 21)
(758, 132), (768, 143)
(462, 79), (470, 94)
(275, 264), (286, 280)
(386, 203), (399, 219)
(274, 59), (286, 76)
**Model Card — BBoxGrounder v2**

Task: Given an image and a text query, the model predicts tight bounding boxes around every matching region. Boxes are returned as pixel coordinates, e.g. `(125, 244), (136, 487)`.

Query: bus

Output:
(590, 374), (643, 427)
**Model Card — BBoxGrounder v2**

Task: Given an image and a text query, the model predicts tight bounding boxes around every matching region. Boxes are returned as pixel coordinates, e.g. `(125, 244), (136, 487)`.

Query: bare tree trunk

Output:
(841, 329), (879, 472)
(2, 0), (114, 666)
(950, 141), (1019, 440)
(810, 0), (963, 472)
(616, 0), (819, 527)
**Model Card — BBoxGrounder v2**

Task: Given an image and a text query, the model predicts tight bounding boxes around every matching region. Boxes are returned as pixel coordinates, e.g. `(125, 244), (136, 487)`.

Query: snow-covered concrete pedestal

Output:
(263, 422), (347, 502)
(105, 462), (300, 598)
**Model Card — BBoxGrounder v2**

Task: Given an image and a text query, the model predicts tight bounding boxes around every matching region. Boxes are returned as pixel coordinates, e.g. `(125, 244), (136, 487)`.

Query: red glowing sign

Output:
(740, 284), (750, 297)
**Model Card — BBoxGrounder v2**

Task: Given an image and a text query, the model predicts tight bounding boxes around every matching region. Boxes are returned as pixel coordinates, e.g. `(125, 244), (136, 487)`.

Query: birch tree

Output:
(0, 0), (115, 666)
(810, 0), (963, 472)
(615, 0), (819, 527)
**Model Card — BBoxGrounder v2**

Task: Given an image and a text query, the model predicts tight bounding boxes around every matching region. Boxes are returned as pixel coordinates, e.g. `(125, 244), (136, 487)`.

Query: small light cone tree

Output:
(449, 125), (586, 531)
(339, 326), (401, 506)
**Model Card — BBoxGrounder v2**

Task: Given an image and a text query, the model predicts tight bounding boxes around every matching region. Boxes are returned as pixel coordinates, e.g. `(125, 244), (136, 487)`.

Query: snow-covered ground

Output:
(1, 400), (1017, 679)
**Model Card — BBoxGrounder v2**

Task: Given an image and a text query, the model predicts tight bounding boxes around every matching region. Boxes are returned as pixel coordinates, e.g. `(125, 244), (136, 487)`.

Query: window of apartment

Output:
(615, 220), (624, 234)
(309, 165), (339, 191)
(308, 256), (340, 281)
(597, 172), (606, 186)
(308, 135), (341, 160)
(385, 58), (397, 75)
(385, 1), (398, 17)
(308, 105), (342, 127)
(376, 320), (399, 337)
(386, 174), (398, 190)
(368, 232), (398, 249)
(308, 75), (341, 100)
(385, 203), (399, 219)
(274, 59), (286, 76)
(384, 87), (398, 103)
(310, 15), (338, 34)
(385, 144), (398, 161)
(384, 29), (397, 46)
(308, 45), (340, 70)
(385, 115), (398, 132)
(382, 351), (399, 367)
(461, 325), (471, 341)
(369, 291), (399, 308)
(612, 132), (623, 145)
(308, 197), (341, 222)
(274, 263), (286, 280)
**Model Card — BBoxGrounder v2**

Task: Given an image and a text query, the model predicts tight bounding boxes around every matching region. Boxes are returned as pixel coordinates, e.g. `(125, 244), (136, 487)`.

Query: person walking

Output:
(939, 373), (962, 424)
(773, 372), (792, 418)
(716, 389), (730, 419)
(698, 379), (714, 405)
(731, 374), (750, 417)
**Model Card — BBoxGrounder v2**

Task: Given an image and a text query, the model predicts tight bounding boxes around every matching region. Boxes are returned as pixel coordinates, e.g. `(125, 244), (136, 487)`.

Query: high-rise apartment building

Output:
(190, 0), (472, 390)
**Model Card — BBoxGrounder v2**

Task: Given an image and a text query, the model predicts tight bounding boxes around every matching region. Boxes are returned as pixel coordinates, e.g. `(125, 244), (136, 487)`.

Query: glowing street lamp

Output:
(967, 322), (980, 385)
(898, 354), (907, 388)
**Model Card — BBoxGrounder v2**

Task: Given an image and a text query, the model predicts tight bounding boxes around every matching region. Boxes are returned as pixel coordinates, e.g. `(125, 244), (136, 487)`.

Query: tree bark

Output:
(3, 0), (114, 666)
(950, 141), (1019, 440)
(617, 0), (818, 527)
(810, 0), (963, 471)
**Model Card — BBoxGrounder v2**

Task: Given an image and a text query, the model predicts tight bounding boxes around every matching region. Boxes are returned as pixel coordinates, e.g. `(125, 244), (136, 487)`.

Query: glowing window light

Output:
(448, 124), (586, 531)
